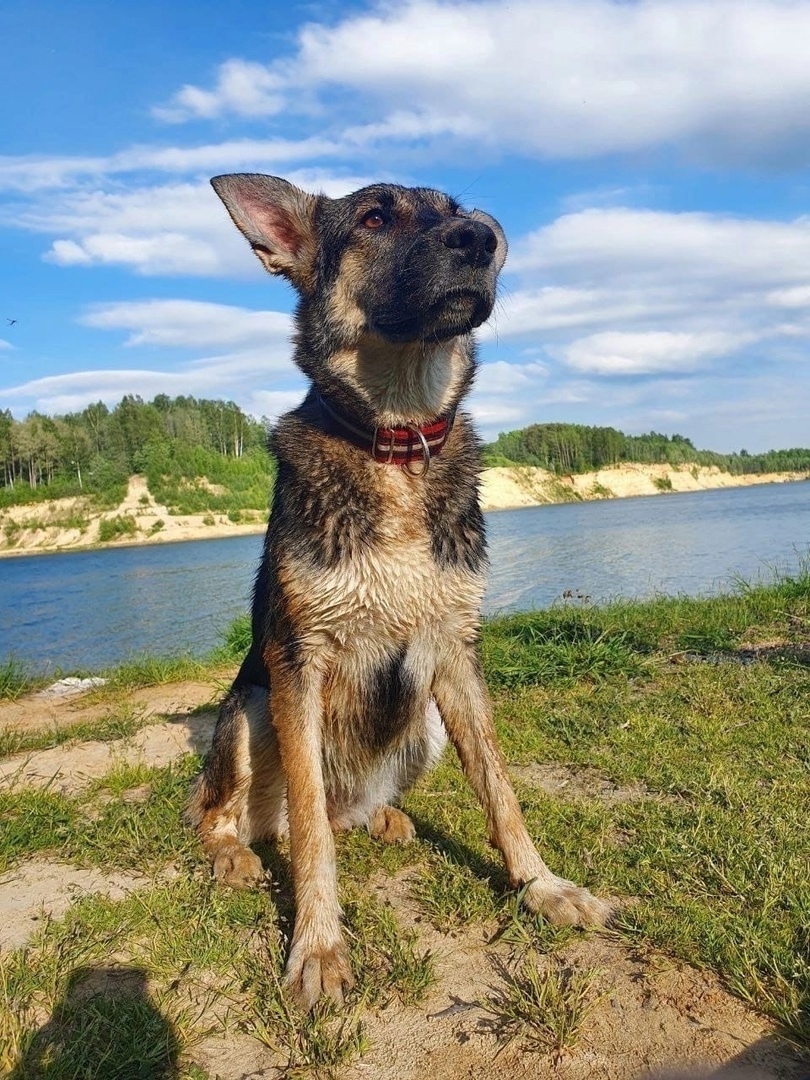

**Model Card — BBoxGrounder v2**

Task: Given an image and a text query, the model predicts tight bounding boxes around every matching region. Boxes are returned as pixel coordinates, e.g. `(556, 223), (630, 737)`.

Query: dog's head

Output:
(212, 174), (506, 346)
(212, 174), (507, 422)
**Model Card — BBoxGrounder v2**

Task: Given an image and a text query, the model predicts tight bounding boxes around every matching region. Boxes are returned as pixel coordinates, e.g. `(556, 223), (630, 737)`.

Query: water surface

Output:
(1, 482), (807, 675)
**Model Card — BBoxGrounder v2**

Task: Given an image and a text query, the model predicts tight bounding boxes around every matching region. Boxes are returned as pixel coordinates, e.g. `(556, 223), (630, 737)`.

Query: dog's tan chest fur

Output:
(282, 469), (484, 655)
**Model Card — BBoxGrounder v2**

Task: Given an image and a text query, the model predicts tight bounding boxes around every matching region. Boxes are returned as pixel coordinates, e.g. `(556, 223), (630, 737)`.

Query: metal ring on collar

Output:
(403, 425), (431, 476)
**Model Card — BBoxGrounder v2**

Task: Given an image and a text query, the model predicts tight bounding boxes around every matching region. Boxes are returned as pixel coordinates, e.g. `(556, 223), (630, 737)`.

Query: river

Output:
(1, 482), (808, 675)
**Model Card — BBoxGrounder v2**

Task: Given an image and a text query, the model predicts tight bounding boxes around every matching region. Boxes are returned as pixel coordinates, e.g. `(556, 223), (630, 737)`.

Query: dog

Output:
(187, 173), (612, 1010)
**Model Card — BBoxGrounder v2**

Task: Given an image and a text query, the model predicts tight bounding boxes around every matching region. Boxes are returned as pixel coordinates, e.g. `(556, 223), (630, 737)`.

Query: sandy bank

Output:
(1, 466), (805, 558)
(0, 475), (267, 559)
(479, 462), (807, 511)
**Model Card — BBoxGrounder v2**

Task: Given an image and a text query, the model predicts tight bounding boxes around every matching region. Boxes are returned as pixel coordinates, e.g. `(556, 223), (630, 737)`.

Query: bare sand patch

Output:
(0, 712), (216, 794)
(0, 860), (151, 951)
(0, 679), (220, 738)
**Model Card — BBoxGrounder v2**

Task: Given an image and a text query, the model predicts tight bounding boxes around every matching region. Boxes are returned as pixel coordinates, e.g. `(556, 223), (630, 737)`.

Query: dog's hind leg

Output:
(187, 684), (286, 888)
(433, 642), (614, 928)
(330, 699), (447, 843)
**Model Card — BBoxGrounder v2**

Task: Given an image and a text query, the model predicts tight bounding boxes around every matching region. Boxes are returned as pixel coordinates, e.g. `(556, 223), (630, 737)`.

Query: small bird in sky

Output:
(6, 318), (16, 326)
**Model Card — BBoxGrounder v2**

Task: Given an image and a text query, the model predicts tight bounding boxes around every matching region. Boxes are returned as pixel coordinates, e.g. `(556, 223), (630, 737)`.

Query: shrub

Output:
(98, 515), (138, 542)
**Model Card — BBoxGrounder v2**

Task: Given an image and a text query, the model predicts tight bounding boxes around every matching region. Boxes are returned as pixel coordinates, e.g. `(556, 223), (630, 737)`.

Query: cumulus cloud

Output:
(153, 0), (810, 164)
(14, 172), (371, 276)
(554, 330), (757, 376)
(509, 208), (810, 285)
(492, 208), (810, 381)
(153, 60), (288, 123)
(80, 300), (291, 349)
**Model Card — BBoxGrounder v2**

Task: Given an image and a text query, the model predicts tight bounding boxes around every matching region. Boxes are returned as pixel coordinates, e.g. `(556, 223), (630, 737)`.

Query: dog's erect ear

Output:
(470, 209), (508, 274)
(211, 174), (321, 285)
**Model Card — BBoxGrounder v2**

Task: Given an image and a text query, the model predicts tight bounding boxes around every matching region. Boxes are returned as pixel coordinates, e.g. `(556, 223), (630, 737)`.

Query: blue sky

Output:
(2, 0), (810, 452)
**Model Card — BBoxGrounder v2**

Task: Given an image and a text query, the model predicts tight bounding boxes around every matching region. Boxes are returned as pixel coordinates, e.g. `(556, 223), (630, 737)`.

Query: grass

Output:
(483, 953), (602, 1061)
(0, 703), (155, 759)
(1, 563), (809, 1071)
(0, 659), (36, 701)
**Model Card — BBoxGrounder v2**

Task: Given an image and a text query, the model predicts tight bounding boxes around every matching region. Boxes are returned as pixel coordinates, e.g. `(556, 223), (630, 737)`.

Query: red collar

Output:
(317, 394), (454, 474)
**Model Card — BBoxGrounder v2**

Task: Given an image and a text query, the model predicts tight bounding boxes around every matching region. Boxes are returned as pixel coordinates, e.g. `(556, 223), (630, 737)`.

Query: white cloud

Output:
(154, 0), (810, 164)
(153, 60), (289, 123)
(80, 300), (292, 349)
(555, 330), (756, 376)
(0, 338), (13, 351)
(0, 138), (351, 193)
(9, 170), (374, 277)
(2, 347), (304, 421)
(767, 285), (810, 309)
(489, 208), (810, 385)
(509, 208), (810, 286)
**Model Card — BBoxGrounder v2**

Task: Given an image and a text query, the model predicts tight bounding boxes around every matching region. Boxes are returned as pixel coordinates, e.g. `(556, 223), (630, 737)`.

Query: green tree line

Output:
(483, 422), (810, 476)
(3, 400), (808, 512)
(0, 394), (271, 510)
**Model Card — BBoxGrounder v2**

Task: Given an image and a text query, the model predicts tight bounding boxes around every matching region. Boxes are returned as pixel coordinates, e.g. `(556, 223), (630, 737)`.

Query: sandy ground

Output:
(1, 467), (806, 558)
(0, 475), (267, 558)
(479, 463), (808, 512)
(1, 681), (806, 1079)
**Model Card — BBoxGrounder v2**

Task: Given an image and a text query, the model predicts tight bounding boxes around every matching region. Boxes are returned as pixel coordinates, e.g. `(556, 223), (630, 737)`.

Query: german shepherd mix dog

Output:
(188, 174), (612, 1009)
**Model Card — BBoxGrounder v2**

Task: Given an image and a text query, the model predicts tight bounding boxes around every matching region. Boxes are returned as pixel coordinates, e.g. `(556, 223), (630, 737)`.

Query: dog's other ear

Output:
(211, 174), (321, 286)
(470, 209), (508, 274)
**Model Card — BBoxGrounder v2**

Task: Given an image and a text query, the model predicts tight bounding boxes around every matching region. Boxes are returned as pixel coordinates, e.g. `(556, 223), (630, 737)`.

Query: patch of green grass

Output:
(214, 612), (251, 663)
(482, 609), (653, 688)
(69, 757), (201, 871)
(344, 894), (435, 1006)
(410, 850), (498, 930)
(102, 654), (209, 691)
(0, 788), (78, 873)
(0, 704), (153, 760)
(483, 953), (602, 1061)
(0, 659), (35, 701)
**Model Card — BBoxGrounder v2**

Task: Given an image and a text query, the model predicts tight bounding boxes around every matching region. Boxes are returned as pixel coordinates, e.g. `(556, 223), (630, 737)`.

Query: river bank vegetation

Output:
(1, 567), (808, 1075)
(3, 397), (809, 517)
(484, 422), (810, 475)
(0, 395), (272, 513)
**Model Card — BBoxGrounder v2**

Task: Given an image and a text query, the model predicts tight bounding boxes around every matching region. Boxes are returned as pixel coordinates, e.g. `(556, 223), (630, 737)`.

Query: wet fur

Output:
(187, 174), (612, 1009)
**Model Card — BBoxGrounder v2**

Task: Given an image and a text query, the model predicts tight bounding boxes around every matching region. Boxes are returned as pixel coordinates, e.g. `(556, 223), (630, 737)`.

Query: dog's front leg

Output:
(433, 640), (613, 927)
(266, 647), (354, 1008)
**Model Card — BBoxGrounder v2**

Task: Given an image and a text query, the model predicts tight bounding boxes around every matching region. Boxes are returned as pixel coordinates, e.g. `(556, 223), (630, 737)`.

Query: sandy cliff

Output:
(0, 465), (805, 557)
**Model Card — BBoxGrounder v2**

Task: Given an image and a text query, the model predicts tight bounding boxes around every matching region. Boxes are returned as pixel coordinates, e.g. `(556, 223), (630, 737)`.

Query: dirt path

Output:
(1, 680), (805, 1079)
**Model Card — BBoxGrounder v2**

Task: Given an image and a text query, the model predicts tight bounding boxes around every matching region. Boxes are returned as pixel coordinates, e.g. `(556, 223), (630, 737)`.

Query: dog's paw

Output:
(522, 876), (614, 928)
(212, 843), (264, 889)
(285, 939), (354, 1010)
(369, 805), (416, 843)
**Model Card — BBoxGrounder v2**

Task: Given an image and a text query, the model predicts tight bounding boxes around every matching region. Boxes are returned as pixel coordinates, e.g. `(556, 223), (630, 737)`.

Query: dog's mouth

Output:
(372, 288), (493, 343)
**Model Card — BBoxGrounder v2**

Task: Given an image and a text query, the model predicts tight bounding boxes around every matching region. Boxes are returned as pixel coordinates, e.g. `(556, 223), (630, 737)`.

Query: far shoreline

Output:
(1, 464), (807, 561)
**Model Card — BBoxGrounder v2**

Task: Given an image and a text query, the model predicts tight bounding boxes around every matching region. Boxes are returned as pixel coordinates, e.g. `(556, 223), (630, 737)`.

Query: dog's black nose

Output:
(440, 219), (498, 268)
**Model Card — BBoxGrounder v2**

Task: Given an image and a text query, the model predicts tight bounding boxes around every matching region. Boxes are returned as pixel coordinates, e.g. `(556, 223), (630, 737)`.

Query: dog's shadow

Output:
(8, 966), (180, 1079)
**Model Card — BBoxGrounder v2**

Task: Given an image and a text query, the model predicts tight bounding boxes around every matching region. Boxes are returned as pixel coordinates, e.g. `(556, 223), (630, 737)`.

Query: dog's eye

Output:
(362, 210), (386, 230)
